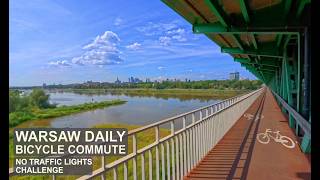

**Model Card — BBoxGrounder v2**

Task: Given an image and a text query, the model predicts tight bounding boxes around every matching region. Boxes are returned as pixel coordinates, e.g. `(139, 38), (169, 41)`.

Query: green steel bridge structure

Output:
(162, 0), (311, 153)
(9, 1), (311, 179)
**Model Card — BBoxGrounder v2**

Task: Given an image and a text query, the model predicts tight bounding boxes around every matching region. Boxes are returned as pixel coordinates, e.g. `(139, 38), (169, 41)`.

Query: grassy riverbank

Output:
(92, 123), (171, 180)
(9, 123), (171, 180)
(65, 88), (249, 99)
(9, 99), (126, 128)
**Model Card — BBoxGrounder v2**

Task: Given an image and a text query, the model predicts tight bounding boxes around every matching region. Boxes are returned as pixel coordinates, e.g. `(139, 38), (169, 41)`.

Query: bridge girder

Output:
(162, 0), (311, 153)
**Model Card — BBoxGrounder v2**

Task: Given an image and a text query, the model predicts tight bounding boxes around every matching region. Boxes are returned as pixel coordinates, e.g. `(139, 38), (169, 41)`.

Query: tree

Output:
(9, 90), (30, 113)
(29, 89), (51, 108)
(9, 90), (20, 113)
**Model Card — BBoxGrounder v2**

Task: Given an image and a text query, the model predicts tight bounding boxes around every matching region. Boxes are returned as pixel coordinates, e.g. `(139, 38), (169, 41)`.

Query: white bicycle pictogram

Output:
(257, 129), (295, 148)
(244, 113), (254, 120)
(243, 113), (264, 120)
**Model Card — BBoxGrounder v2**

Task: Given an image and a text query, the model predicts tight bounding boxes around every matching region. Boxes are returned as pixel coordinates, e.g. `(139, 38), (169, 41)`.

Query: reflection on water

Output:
(50, 89), (222, 102)
(33, 91), (222, 128)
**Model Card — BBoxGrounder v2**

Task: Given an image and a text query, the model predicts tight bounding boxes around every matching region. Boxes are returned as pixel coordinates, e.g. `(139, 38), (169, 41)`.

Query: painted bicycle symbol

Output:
(244, 113), (264, 120)
(257, 129), (295, 148)
(244, 113), (254, 120)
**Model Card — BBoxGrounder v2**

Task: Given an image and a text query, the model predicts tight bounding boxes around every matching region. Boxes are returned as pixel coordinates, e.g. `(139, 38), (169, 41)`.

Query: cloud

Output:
(172, 35), (187, 42)
(166, 28), (187, 42)
(147, 44), (228, 61)
(82, 31), (120, 50)
(126, 42), (141, 50)
(114, 17), (123, 26)
(167, 28), (185, 35)
(48, 60), (71, 67)
(122, 43), (227, 68)
(72, 31), (123, 66)
(157, 66), (165, 70)
(136, 21), (178, 36)
(136, 21), (189, 45)
(159, 36), (171, 46)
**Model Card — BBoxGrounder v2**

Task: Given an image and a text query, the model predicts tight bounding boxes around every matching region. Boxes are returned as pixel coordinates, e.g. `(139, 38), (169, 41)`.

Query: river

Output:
(21, 91), (222, 128)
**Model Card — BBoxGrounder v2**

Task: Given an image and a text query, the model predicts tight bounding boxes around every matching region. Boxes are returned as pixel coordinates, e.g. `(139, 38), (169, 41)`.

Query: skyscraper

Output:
(229, 72), (240, 80)
(115, 77), (121, 84)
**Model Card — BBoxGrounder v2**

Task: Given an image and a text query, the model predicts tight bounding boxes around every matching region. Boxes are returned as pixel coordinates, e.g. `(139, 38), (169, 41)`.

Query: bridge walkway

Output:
(184, 89), (310, 180)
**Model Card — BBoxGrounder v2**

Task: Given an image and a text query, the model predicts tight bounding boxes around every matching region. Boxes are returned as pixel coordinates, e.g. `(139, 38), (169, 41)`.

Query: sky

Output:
(9, 0), (256, 86)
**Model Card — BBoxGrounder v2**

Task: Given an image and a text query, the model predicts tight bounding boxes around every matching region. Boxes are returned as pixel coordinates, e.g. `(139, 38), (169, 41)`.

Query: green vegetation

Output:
(12, 79), (263, 90)
(9, 123), (171, 180)
(8, 79), (262, 179)
(9, 89), (54, 113)
(9, 89), (126, 127)
(142, 79), (263, 90)
(69, 88), (249, 100)
(67, 79), (262, 90)
(91, 123), (171, 180)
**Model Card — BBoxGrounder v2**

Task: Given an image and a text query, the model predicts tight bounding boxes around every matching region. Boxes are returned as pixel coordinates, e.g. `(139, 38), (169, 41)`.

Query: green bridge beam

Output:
(284, 0), (293, 18)
(247, 68), (271, 83)
(252, 34), (258, 49)
(276, 34), (283, 47)
(162, 0), (311, 154)
(193, 23), (301, 35)
(274, 0), (292, 50)
(243, 64), (277, 82)
(296, 0), (311, 18)
(204, 0), (227, 26)
(259, 68), (277, 72)
(238, 61), (279, 68)
(204, 0), (244, 50)
(222, 47), (282, 58)
(239, 0), (250, 23)
(234, 58), (280, 67)
(239, 0), (260, 60)
(242, 64), (266, 82)
(246, 68), (263, 81)
(243, 64), (277, 72)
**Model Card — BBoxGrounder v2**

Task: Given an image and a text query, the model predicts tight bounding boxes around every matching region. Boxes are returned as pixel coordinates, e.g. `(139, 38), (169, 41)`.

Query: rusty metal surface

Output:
(184, 89), (310, 180)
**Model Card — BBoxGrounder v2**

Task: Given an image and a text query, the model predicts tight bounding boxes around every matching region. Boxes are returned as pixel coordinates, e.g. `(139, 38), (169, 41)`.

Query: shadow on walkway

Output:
(184, 91), (266, 180)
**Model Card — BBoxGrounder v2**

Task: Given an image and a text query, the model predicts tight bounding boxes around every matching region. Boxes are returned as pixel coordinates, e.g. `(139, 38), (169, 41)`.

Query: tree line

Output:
(69, 80), (263, 90)
(12, 79), (263, 90)
(9, 89), (54, 113)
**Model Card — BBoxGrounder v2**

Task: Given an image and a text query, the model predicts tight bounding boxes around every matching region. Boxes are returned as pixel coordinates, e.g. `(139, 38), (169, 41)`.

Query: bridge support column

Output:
(299, 28), (311, 153)
(301, 133), (311, 153)
(302, 27), (311, 122)
(283, 48), (295, 128)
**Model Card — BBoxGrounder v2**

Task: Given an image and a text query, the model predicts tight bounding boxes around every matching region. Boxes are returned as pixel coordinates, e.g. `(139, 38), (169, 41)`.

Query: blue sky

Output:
(9, 0), (256, 86)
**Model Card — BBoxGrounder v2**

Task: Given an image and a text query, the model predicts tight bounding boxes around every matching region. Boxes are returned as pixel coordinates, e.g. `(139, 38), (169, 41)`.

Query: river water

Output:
(22, 91), (222, 128)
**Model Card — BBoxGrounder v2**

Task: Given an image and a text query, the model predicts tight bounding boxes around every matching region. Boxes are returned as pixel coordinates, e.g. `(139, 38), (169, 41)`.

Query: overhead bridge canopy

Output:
(162, 0), (311, 153)
(162, 0), (310, 84)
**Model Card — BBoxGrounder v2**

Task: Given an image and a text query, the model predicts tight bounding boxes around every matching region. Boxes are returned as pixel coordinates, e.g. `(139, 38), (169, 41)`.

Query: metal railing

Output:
(77, 87), (263, 180)
(9, 87), (264, 180)
(271, 90), (310, 136)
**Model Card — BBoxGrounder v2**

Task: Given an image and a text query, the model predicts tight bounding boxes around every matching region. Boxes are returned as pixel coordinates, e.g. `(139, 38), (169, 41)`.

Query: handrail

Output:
(128, 88), (260, 135)
(83, 88), (262, 172)
(271, 90), (311, 136)
(9, 87), (264, 179)
(77, 87), (264, 179)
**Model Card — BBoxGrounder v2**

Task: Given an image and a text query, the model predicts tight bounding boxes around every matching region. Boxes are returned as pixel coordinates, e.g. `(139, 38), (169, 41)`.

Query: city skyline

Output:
(12, 73), (250, 88)
(9, 0), (256, 86)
